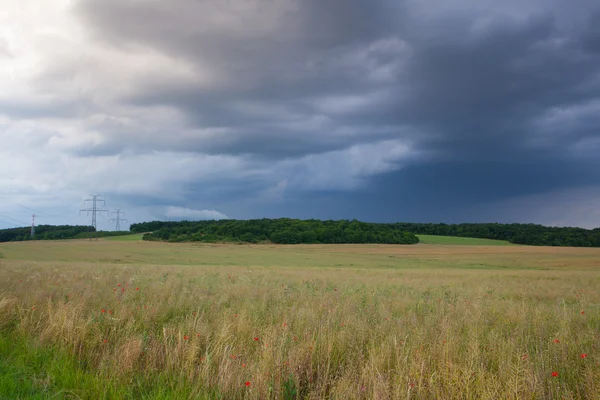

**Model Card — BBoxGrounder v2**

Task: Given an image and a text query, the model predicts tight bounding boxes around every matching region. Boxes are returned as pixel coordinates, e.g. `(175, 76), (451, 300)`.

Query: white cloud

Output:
(164, 206), (228, 220)
(277, 139), (417, 191)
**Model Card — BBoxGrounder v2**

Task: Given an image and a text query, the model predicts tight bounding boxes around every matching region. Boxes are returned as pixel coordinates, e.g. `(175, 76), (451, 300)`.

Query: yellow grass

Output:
(0, 240), (599, 399)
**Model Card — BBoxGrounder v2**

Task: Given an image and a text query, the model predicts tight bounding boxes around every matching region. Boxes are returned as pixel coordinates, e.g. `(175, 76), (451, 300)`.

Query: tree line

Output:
(0, 225), (131, 242)
(131, 219), (600, 247)
(132, 219), (420, 244)
(389, 222), (600, 247)
(2, 219), (598, 247)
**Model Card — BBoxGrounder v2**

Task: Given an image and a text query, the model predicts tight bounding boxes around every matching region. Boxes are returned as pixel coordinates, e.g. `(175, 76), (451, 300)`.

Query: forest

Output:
(2, 219), (599, 247)
(391, 222), (600, 246)
(131, 219), (600, 247)
(133, 219), (420, 244)
(0, 225), (130, 242)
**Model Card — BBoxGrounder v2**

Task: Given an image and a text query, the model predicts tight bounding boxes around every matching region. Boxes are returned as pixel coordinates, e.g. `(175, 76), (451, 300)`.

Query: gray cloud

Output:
(0, 0), (599, 229)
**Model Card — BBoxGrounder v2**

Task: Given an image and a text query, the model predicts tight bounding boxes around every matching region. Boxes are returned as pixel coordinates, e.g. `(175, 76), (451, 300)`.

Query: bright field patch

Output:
(0, 241), (599, 399)
(102, 233), (146, 242)
(416, 234), (515, 245)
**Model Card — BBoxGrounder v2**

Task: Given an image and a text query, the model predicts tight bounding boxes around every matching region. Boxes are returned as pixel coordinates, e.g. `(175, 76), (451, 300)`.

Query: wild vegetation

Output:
(134, 219), (420, 244)
(0, 240), (599, 399)
(393, 222), (600, 247)
(0, 225), (131, 242)
(132, 219), (600, 247)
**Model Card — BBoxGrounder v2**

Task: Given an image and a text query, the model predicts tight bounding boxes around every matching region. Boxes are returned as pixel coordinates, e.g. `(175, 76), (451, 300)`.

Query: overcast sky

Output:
(1, 0), (600, 230)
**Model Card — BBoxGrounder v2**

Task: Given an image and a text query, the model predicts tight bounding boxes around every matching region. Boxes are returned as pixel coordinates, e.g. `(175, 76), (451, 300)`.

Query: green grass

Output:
(102, 233), (145, 242)
(0, 333), (217, 399)
(417, 234), (515, 245)
(0, 333), (123, 399)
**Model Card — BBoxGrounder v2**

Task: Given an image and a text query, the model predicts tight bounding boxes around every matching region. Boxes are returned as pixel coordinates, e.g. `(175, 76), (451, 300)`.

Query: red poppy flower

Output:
(103, 339), (108, 343)
(184, 336), (189, 340)
(551, 371), (558, 377)
(101, 309), (106, 313)
(581, 353), (588, 359)
(136, 288), (139, 291)
(245, 381), (251, 387)
(254, 337), (259, 341)
(581, 311), (585, 314)
(554, 339), (560, 343)
(118, 284), (121, 287)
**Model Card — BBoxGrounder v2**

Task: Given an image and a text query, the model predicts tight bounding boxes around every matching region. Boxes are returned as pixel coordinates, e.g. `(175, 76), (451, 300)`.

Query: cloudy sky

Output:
(1, 0), (599, 230)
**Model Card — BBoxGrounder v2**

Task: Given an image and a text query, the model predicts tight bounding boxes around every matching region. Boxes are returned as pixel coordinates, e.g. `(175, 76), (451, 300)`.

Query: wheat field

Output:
(0, 239), (599, 399)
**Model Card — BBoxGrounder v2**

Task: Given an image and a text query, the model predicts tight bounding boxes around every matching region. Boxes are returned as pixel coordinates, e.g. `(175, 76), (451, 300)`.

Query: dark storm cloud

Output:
(74, 0), (600, 155)
(55, 0), (600, 226)
(71, 0), (412, 158)
(582, 11), (600, 54)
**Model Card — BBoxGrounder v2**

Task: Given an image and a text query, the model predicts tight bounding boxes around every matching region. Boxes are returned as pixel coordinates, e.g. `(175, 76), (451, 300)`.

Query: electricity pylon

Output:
(80, 194), (109, 231)
(109, 209), (128, 231)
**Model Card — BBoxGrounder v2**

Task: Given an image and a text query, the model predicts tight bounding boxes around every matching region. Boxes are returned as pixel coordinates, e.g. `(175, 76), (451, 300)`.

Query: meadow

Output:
(0, 238), (599, 399)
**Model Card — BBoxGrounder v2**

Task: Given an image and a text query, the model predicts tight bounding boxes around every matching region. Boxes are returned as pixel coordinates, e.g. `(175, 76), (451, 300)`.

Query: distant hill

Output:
(131, 219), (600, 247)
(132, 219), (419, 245)
(0, 225), (132, 242)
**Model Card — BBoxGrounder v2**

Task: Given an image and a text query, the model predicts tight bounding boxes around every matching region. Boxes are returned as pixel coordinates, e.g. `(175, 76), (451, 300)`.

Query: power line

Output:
(0, 196), (78, 219)
(0, 212), (29, 226)
(109, 209), (128, 231)
(80, 194), (109, 231)
(0, 218), (21, 228)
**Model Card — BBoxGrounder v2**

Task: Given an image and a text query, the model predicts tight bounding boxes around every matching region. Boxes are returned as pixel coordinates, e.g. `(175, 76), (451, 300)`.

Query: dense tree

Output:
(134, 219), (420, 245)
(0, 225), (132, 242)
(131, 219), (600, 247)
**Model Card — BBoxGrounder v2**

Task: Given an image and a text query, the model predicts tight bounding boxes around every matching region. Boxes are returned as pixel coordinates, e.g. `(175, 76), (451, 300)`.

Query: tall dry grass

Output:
(1, 260), (599, 399)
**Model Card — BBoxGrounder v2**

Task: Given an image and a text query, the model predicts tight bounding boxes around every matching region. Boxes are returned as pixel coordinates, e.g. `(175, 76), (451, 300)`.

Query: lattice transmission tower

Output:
(80, 194), (109, 231)
(109, 209), (128, 231)
(30, 214), (35, 238)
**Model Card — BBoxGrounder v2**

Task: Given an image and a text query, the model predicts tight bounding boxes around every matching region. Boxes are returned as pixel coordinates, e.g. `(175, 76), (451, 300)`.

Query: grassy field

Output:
(416, 234), (514, 246)
(0, 240), (599, 399)
(103, 233), (146, 242)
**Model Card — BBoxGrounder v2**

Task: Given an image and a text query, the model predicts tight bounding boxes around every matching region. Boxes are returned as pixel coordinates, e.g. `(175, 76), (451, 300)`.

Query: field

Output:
(103, 233), (146, 242)
(415, 235), (514, 246)
(0, 239), (599, 399)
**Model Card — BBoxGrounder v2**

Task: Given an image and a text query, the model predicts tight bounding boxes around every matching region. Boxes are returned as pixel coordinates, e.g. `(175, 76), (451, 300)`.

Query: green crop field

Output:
(416, 234), (515, 246)
(0, 240), (599, 399)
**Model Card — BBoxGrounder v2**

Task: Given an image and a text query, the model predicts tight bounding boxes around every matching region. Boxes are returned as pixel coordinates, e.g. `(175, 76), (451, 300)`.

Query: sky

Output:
(1, 0), (600, 230)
